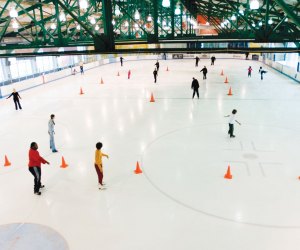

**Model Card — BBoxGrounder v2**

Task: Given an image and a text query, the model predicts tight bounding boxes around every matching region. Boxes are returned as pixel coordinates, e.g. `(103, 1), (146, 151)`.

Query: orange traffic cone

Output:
(166, 66), (169, 71)
(224, 76), (229, 83)
(79, 87), (84, 95)
(134, 161), (142, 174)
(227, 87), (233, 96)
(100, 78), (104, 84)
(220, 69), (224, 76)
(117, 71), (120, 76)
(150, 93), (155, 102)
(224, 165), (232, 179)
(4, 155), (11, 167)
(60, 157), (68, 168)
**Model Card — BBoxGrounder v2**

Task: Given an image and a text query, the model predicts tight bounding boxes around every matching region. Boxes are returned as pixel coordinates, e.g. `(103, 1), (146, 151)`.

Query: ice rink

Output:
(1, 57), (300, 250)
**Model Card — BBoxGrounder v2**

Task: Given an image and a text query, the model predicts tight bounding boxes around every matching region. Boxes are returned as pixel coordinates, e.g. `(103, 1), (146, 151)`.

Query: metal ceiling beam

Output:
(273, 0), (300, 27)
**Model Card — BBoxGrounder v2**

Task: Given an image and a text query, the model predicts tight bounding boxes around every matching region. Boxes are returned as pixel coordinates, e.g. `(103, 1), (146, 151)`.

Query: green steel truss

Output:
(0, 0), (299, 53)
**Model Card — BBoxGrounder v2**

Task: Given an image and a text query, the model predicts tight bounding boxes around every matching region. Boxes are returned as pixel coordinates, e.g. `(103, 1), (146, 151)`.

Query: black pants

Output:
(196, 61), (199, 67)
(248, 72), (251, 77)
(192, 89), (199, 99)
(211, 61), (214, 65)
(203, 73), (207, 79)
(28, 167), (41, 193)
(14, 99), (22, 110)
(228, 123), (234, 137)
(154, 75), (157, 83)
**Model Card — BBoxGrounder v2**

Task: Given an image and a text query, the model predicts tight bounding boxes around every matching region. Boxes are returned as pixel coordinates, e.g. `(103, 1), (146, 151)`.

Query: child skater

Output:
(28, 142), (50, 195)
(224, 109), (241, 138)
(94, 142), (109, 190)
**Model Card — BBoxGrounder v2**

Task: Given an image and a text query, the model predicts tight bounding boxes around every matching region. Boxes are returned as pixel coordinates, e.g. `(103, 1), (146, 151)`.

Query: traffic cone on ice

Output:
(100, 78), (104, 84)
(134, 161), (142, 174)
(117, 71), (120, 76)
(79, 87), (84, 95)
(150, 93), (155, 102)
(4, 155), (11, 167)
(224, 76), (229, 83)
(60, 157), (68, 168)
(227, 87), (233, 96)
(220, 69), (224, 76)
(224, 165), (232, 179)
(166, 66), (169, 71)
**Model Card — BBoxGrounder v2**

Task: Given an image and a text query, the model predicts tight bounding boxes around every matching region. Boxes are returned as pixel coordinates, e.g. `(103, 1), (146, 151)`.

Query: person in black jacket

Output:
(191, 77), (200, 99)
(195, 56), (200, 67)
(211, 56), (216, 65)
(200, 66), (208, 79)
(7, 89), (22, 110)
(155, 61), (160, 71)
(153, 68), (158, 83)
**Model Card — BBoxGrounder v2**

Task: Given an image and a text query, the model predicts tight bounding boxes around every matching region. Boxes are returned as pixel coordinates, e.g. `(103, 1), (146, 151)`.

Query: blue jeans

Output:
(49, 132), (56, 151)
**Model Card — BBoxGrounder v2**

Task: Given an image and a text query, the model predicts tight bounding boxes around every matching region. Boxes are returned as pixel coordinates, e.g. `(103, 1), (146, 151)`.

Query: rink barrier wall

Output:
(0, 53), (298, 98)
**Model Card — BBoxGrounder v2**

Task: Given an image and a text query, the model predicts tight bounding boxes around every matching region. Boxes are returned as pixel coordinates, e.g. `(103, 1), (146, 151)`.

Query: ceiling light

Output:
(115, 6), (121, 16)
(59, 13), (66, 22)
(95, 25), (99, 31)
(79, 0), (88, 10)
(259, 21), (262, 26)
(112, 19), (116, 25)
(147, 14), (152, 22)
(90, 18), (96, 24)
(221, 22), (225, 28)
(175, 5), (181, 15)
(231, 14), (236, 21)
(51, 23), (56, 30)
(268, 19), (273, 24)
(134, 23), (139, 29)
(76, 24), (81, 30)
(252, 23), (256, 27)
(250, 0), (259, 10)
(10, 8), (18, 18)
(124, 21), (129, 27)
(134, 10), (140, 20)
(162, 0), (170, 8)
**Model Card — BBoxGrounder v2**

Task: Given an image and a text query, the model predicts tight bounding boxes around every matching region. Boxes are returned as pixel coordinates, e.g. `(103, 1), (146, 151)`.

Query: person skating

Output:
(48, 114), (58, 153)
(245, 52), (249, 60)
(155, 61), (160, 71)
(191, 77), (200, 99)
(79, 61), (84, 75)
(248, 66), (253, 77)
(259, 66), (267, 80)
(94, 142), (109, 190)
(28, 142), (49, 195)
(195, 56), (200, 67)
(120, 57), (124, 66)
(200, 66), (208, 79)
(224, 109), (241, 138)
(153, 68), (158, 83)
(211, 56), (216, 65)
(7, 89), (22, 110)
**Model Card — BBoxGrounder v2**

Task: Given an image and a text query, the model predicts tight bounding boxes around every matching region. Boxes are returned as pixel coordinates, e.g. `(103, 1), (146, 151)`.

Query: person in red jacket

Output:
(28, 142), (49, 195)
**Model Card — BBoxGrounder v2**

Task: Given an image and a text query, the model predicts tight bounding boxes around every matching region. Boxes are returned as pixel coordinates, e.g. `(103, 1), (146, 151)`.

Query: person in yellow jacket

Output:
(95, 142), (109, 190)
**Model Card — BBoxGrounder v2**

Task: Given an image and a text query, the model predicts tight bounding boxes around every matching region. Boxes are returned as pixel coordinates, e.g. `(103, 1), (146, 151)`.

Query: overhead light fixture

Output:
(252, 23), (256, 27)
(115, 6), (121, 16)
(95, 25), (99, 31)
(90, 18), (96, 24)
(162, 0), (170, 8)
(134, 10), (140, 20)
(239, 5), (245, 15)
(12, 19), (18, 29)
(162, 20), (166, 26)
(112, 19), (116, 25)
(175, 5), (181, 15)
(259, 21), (262, 26)
(147, 14), (152, 22)
(59, 13), (66, 22)
(50, 23), (56, 30)
(134, 23), (139, 29)
(79, 0), (88, 10)
(250, 0), (259, 10)
(221, 22), (225, 28)
(124, 21), (129, 27)
(10, 8), (18, 18)
(76, 24), (81, 30)
(268, 19), (273, 24)
(231, 14), (236, 21)
(285, 18), (288, 22)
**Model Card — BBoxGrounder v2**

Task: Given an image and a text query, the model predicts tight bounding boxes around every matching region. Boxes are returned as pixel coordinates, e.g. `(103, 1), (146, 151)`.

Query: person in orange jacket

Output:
(28, 142), (49, 195)
(94, 142), (109, 190)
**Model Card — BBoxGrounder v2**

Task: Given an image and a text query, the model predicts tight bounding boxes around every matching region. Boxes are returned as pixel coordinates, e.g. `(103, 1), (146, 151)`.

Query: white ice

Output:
(1, 57), (300, 250)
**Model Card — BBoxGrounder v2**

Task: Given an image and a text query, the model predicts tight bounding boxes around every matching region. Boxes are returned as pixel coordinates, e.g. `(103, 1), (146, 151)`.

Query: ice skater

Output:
(245, 52), (249, 60)
(224, 109), (241, 138)
(79, 61), (84, 75)
(191, 77), (200, 99)
(7, 89), (22, 110)
(155, 61), (160, 71)
(211, 56), (216, 65)
(28, 142), (49, 195)
(48, 114), (58, 153)
(94, 142), (109, 190)
(153, 68), (158, 83)
(128, 70), (131, 79)
(200, 66), (208, 79)
(195, 56), (200, 67)
(259, 66), (267, 80)
(120, 57), (124, 66)
(248, 66), (253, 77)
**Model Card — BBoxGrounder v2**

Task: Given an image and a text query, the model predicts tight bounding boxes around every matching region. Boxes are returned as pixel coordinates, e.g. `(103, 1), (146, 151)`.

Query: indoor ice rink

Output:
(1, 56), (300, 250)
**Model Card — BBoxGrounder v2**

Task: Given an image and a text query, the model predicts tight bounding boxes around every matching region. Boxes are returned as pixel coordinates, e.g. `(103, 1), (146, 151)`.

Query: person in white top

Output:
(224, 109), (241, 138)
(48, 114), (58, 152)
